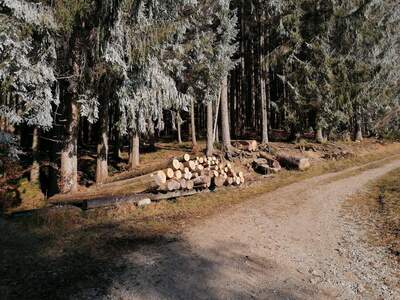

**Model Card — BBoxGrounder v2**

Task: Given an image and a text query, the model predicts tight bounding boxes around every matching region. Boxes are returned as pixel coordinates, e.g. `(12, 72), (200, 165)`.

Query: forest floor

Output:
(1, 140), (400, 299)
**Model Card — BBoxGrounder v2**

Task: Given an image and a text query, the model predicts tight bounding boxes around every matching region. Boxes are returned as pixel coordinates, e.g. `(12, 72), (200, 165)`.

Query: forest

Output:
(0, 0), (399, 200)
(2, 1), (400, 299)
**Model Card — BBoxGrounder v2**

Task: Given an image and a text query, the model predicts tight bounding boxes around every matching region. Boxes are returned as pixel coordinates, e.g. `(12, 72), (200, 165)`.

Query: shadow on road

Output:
(0, 217), (315, 300)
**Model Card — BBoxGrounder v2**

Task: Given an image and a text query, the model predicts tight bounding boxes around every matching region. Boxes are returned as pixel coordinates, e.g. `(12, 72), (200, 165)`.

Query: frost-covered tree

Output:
(0, 0), (58, 182)
(0, 0), (58, 129)
(167, 0), (237, 154)
(105, 0), (196, 170)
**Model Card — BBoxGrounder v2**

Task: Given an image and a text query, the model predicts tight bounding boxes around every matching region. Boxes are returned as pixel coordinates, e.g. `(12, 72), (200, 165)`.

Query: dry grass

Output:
(343, 167), (400, 261)
(26, 141), (400, 237)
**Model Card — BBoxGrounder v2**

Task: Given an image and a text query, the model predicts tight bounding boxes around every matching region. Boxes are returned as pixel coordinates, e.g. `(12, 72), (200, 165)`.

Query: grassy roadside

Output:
(8, 142), (400, 238)
(343, 168), (400, 262)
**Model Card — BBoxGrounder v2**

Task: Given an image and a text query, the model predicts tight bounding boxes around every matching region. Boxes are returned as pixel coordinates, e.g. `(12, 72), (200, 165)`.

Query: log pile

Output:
(148, 154), (245, 193)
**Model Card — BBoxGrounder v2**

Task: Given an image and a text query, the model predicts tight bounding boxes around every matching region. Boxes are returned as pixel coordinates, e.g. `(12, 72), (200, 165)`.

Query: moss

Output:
(6, 178), (46, 213)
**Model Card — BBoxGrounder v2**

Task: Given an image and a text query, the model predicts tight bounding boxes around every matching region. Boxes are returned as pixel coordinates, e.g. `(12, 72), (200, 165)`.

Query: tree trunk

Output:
(220, 76), (231, 149)
(355, 123), (363, 142)
(114, 129), (123, 161)
(355, 109), (363, 142)
(60, 99), (79, 194)
(129, 133), (140, 170)
(260, 12), (269, 144)
(177, 111), (182, 144)
(30, 127), (40, 183)
(190, 99), (197, 147)
(96, 103), (109, 184)
(206, 102), (214, 157)
(316, 126), (324, 143)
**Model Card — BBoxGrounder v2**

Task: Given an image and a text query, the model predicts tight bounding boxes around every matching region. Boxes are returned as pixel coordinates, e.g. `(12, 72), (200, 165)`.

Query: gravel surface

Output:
(76, 159), (400, 300)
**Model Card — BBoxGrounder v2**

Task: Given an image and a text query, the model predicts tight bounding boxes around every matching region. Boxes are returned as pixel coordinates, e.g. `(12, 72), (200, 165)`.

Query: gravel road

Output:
(79, 159), (400, 300)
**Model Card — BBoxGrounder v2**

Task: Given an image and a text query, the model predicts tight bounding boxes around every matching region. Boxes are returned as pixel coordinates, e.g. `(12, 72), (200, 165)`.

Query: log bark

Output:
(213, 176), (226, 187)
(167, 179), (181, 191)
(190, 99), (197, 147)
(96, 102), (109, 184)
(177, 111), (183, 144)
(129, 133), (140, 170)
(193, 175), (211, 188)
(316, 126), (324, 144)
(232, 140), (258, 151)
(220, 76), (231, 149)
(276, 153), (310, 171)
(30, 127), (40, 183)
(106, 157), (183, 184)
(206, 102), (214, 157)
(258, 152), (281, 169)
(60, 97), (79, 194)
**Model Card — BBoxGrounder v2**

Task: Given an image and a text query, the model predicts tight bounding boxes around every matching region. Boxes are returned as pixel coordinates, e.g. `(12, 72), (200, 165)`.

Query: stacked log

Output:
(145, 155), (245, 194)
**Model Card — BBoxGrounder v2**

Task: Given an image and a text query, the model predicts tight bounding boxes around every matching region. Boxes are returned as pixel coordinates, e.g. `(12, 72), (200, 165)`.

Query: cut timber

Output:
(252, 158), (281, 175)
(213, 176), (226, 187)
(82, 189), (210, 210)
(193, 175), (211, 188)
(232, 140), (258, 152)
(183, 153), (191, 162)
(277, 153), (311, 171)
(184, 160), (197, 171)
(150, 189), (209, 202)
(186, 180), (194, 190)
(175, 170), (182, 180)
(179, 179), (187, 190)
(167, 179), (181, 191)
(183, 172), (193, 180)
(258, 152), (281, 169)
(226, 177), (234, 186)
(166, 168), (175, 179)
(104, 157), (190, 184)
(153, 170), (167, 186)
(172, 159), (181, 170)
(233, 177), (241, 186)
(83, 194), (149, 209)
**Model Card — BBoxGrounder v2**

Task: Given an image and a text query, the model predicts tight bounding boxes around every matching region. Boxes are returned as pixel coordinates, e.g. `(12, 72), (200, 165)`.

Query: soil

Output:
(70, 158), (400, 299)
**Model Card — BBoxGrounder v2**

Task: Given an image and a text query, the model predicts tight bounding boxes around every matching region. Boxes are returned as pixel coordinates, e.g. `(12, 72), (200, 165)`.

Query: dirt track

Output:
(75, 159), (400, 299)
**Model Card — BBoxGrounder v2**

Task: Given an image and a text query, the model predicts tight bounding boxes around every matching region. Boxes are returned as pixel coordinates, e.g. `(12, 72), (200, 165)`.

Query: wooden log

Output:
(166, 168), (175, 179)
(232, 140), (258, 152)
(167, 179), (181, 191)
(172, 159), (181, 170)
(150, 189), (202, 201)
(233, 176), (241, 186)
(186, 180), (194, 190)
(179, 179), (187, 190)
(183, 172), (193, 180)
(153, 170), (167, 186)
(277, 153), (311, 171)
(258, 152), (281, 169)
(184, 160), (197, 171)
(175, 170), (183, 180)
(83, 194), (149, 209)
(183, 153), (191, 162)
(193, 175), (211, 188)
(226, 177), (234, 186)
(104, 157), (186, 184)
(213, 176), (226, 187)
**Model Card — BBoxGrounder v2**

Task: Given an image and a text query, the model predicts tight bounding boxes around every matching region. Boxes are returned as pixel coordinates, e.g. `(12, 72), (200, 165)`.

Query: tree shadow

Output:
(0, 217), (317, 300)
